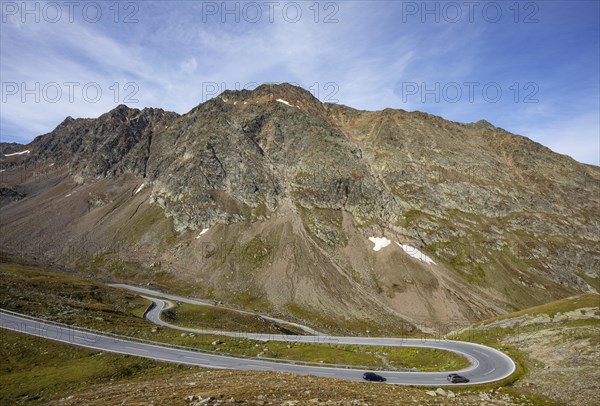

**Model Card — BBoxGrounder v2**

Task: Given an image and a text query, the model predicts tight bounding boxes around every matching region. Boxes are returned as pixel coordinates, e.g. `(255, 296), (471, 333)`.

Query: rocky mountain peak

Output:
(112, 103), (132, 112)
(254, 82), (320, 101)
(470, 119), (497, 130)
(102, 104), (138, 122)
(214, 82), (323, 111)
(62, 116), (75, 124)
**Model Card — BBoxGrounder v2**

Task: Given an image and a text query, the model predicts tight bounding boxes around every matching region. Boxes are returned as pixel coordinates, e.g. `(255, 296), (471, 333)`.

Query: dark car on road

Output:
(447, 373), (470, 383)
(362, 372), (386, 382)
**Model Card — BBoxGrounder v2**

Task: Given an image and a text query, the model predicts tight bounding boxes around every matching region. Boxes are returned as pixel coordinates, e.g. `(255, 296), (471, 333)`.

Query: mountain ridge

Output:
(1, 83), (598, 334)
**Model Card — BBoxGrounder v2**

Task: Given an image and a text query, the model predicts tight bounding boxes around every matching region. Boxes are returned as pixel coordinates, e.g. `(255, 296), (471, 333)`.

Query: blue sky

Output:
(1, 0), (598, 165)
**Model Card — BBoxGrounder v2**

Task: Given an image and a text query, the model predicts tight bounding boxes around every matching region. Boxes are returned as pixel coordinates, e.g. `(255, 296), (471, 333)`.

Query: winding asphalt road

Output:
(0, 286), (516, 386)
(110, 284), (320, 335)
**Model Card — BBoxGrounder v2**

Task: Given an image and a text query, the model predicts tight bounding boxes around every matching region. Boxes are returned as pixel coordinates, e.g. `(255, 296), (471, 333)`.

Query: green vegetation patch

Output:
(481, 293), (600, 325)
(268, 344), (469, 372)
(0, 329), (193, 405)
(163, 302), (305, 335)
(241, 236), (274, 267)
(298, 206), (347, 247)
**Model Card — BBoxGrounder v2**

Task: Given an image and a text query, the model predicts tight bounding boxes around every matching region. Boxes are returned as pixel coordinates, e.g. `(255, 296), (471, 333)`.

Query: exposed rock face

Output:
(1, 83), (598, 331)
(16, 105), (179, 181)
(146, 84), (390, 232)
(0, 186), (25, 204)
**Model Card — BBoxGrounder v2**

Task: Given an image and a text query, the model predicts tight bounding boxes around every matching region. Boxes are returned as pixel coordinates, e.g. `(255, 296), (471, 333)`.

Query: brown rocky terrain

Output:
(1, 83), (598, 334)
(46, 369), (534, 406)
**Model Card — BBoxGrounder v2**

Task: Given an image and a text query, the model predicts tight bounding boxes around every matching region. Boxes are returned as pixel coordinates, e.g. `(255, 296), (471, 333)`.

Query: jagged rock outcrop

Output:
(11, 105), (180, 181)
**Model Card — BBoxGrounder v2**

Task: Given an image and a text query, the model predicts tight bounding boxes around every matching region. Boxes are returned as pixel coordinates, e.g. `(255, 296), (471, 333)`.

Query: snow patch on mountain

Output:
(276, 99), (292, 107)
(396, 242), (436, 264)
(4, 150), (30, 157)
(369, 237), (392, 251)
(195, 228), (209, 239)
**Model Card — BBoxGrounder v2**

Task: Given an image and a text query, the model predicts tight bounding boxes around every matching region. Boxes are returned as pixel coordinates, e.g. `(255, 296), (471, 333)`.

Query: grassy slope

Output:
(163, 302), (307, 335)
(447, 293), (599, 405)
(450, 294), (599, 346)
(165, 303), (464, 370)
(0, 260), (468, 375)
(165, 303), (467, 370)
(0, 329), (194, 405)
(480, 294), (599, 323)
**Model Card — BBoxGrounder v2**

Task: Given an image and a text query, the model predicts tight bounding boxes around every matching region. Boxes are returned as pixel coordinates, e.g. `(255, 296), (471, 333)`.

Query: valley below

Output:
(0, 258), (597, 405)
